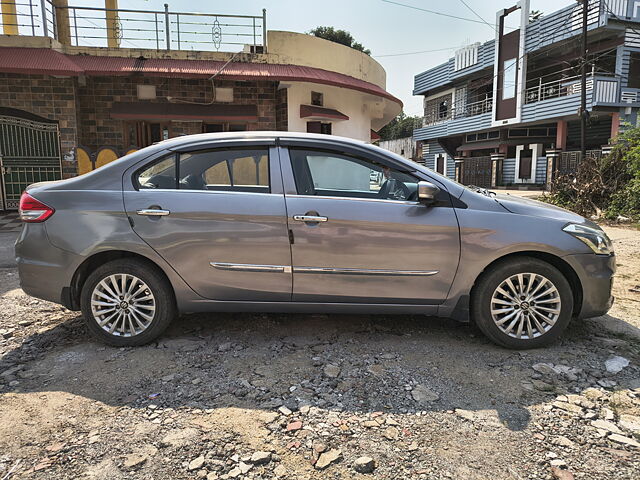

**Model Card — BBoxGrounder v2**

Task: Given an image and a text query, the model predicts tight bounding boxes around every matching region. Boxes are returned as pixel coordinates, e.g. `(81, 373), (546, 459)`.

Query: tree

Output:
(308, 26), (371, 55)
(545, 124), (640, 220)
(377, 111), (422, 141)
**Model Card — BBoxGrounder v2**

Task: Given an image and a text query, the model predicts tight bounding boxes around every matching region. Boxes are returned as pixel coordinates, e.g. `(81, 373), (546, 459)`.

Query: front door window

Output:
(289, 149), (419, 201)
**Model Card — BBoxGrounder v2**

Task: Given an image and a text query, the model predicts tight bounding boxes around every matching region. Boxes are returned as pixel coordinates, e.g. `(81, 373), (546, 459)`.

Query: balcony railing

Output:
(0, 1), (266, 52)
(525, 74), (592, 104)
(524, 73), (617, 104)
(421, 96), (493, 127)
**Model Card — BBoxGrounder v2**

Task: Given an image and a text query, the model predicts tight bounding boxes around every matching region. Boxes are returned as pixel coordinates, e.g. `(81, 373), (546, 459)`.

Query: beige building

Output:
(0, 1), (402, 209)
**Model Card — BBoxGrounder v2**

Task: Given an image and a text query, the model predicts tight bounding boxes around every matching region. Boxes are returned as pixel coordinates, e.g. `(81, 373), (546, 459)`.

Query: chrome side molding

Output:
(294, 267), (439, 276)
(210, 262), (292, 273)
(211, 262), (438, 277)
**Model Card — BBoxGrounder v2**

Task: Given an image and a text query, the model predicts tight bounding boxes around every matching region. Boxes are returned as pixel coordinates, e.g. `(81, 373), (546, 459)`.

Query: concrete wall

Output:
(285, 82), (374, 142)
(378, 137), (417, 160)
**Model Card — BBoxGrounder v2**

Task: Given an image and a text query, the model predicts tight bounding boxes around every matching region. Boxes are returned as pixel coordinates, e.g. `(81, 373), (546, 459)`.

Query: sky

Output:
(72, 0), (576, 116)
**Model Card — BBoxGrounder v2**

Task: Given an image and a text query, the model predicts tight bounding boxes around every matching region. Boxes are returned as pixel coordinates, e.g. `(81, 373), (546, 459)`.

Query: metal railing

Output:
(524, 72), (618, 104)
(421, 95), (493, 127)
(0, 0), (53, 37)
(0, 1), (266, 52)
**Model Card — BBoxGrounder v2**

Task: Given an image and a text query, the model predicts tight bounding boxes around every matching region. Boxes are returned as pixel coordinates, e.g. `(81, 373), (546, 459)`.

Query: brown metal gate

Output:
(557, 150), (602, 176)
(461, 156), (492, 188)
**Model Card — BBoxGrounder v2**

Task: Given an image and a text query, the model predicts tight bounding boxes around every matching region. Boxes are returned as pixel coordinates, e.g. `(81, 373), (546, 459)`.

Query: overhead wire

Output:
(458, 0), (498, 33)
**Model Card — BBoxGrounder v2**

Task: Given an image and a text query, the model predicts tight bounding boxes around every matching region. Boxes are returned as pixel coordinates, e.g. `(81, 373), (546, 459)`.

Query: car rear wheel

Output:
(81, 259), (176, 346)
(471, 258), (574, 349)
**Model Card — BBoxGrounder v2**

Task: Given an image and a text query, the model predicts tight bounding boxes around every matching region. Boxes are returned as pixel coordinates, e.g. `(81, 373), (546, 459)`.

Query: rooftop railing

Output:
(0, 1), (266, 52)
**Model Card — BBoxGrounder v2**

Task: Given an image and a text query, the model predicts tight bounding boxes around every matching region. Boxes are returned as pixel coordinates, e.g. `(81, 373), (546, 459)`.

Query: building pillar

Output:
(1, 0), (18, 35)
(610, 112), (620, 141)
(555, 120), (567, 151)
(53, 0), (72, 45)
(454, 156), (464, 183)
(545, 149), (562, 191)
(490, 152), (505, 188)
(105, 0), (120, 48)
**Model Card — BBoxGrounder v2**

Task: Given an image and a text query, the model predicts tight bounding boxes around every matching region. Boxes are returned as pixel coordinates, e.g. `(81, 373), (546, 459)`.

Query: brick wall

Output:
(276, 87), (288, 131)
(0, 74), (285, 178)
(0, 73), (78, 177)
(76, 77), (280, 151)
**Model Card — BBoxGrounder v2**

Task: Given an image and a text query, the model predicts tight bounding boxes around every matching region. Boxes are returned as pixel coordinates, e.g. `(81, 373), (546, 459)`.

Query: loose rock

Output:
(353, 456), (376, 473)
(315, 449), (342, 470)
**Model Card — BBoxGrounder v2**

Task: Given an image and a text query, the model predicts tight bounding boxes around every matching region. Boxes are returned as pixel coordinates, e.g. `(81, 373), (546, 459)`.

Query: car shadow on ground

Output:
(2, 310), (638, 434)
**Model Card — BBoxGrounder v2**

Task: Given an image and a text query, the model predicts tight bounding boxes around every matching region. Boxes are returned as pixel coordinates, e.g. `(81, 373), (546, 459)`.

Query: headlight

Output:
(563, 224), (613, 255)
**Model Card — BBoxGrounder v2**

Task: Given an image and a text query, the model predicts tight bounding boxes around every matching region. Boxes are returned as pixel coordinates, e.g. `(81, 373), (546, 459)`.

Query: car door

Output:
(279, 145), (460, 304)
(122, 142), (292, 302)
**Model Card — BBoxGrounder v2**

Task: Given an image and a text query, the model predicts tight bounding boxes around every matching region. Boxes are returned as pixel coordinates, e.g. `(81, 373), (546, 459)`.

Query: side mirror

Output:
(418, 181), (440, 204)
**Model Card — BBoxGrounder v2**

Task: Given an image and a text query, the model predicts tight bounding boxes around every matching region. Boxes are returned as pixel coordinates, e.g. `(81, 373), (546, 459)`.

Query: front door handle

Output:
(293, 214), (328, 223)
(137, 208), (170, 216)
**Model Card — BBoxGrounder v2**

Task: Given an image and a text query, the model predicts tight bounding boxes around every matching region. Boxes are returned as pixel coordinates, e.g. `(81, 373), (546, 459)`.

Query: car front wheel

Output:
(80, 259), (176, 346)
(471, 257), (574, 349)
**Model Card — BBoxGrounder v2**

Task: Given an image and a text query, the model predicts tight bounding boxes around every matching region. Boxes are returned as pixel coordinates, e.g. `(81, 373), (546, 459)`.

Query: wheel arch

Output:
(66, 250), (175, 311)
(469, 251), (583, 318)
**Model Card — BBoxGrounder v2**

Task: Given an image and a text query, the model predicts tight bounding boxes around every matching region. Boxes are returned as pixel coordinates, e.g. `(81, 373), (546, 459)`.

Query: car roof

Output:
(155, 131), (368, 149)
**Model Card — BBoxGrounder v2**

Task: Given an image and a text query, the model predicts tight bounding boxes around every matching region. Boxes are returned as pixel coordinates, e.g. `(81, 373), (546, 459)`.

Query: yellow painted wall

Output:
(267, 31), (387, 89)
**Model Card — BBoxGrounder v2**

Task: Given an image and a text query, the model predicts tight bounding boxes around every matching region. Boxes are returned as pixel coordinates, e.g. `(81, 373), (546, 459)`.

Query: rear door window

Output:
(179, 149), (270, 193)
(136, 149), (270, 193)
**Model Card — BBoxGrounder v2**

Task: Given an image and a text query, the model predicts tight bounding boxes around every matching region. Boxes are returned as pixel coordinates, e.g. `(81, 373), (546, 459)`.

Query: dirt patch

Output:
(0, 227), (639, 479)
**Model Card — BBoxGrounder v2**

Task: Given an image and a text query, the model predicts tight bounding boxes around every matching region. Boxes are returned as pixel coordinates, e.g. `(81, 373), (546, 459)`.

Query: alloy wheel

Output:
(490, 272), (561, 340)
(90, 274), (156, 337)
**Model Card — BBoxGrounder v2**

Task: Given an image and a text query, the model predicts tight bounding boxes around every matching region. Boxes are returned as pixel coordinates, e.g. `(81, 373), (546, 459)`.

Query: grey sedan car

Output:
(15, 132), (615, 349)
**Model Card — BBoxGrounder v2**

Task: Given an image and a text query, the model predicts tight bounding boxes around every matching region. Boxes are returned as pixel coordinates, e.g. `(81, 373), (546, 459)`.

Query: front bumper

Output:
(564, 252), (615, 319)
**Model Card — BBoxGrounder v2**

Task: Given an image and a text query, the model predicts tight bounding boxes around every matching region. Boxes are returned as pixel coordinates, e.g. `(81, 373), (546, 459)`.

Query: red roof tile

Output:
(0, 47), (402, 106)
(300, 104), (349, 121)
(0, 47), (83, 76)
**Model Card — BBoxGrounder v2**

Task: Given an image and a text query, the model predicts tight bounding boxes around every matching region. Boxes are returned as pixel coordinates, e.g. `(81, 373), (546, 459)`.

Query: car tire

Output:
(471, 257), (574, 349)
(80, 258), (176, 347)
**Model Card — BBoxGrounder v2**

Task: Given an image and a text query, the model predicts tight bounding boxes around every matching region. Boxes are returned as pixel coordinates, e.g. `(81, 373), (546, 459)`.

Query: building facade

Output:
(413, 0), (640, 188)
(0, 1), (401, 209)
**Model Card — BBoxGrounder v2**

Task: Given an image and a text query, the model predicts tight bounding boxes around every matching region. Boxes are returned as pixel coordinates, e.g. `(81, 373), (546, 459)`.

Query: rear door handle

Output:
(293, 215), (328, 222)
(137, 209), (170, 216)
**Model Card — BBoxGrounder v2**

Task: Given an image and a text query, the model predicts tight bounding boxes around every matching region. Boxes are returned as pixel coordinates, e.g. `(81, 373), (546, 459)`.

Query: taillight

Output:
(19, 192), (55, 223)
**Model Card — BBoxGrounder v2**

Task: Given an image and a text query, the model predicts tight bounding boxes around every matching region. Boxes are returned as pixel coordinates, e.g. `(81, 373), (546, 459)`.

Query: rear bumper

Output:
(15, 223), (77, 307)
(564, 252), (615, 319)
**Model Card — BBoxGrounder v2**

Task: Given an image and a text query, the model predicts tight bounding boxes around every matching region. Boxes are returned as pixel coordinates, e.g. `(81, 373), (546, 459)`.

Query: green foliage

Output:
(378, 111), (421, 141)
(545, 125), (640, 220)
(308, 26), (371, 55)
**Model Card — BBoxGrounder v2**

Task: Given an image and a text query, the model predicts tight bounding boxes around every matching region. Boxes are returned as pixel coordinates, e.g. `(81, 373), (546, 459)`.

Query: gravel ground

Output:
(0, 226), (639, 479)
